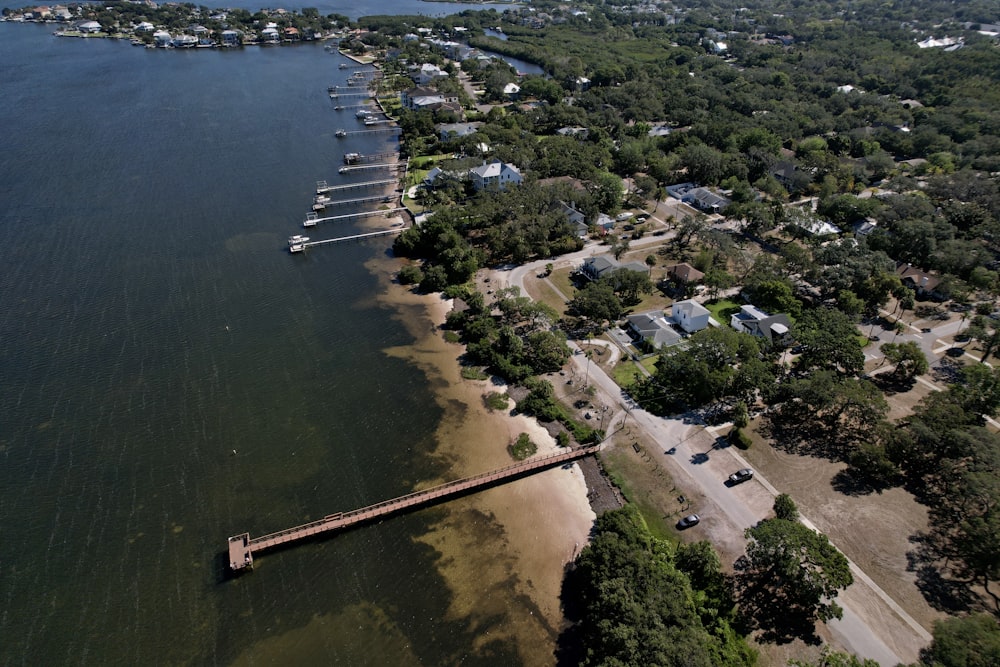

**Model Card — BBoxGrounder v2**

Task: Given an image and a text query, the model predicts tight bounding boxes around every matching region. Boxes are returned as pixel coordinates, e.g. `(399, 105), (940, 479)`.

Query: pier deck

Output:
(227, 444), (601, 571)
(335, 127), (401, 138)
(315, 178), (398, 194)
(303, 207), (406, 227)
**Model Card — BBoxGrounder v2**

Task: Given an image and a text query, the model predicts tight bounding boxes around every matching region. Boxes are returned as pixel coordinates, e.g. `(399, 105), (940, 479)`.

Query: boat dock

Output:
(315, 178), (398, 194)
(289, 227), (404, 252)
(332, 103), (373, 111)
(303, 207), (407, 227)
(344, 151), (397, 164)
(329, 91), (372, 99)
(227, 443), (601, 571)
(338, 162), (401, 174)
(314, 193), (395, 207)
(335, 127), (400, 138)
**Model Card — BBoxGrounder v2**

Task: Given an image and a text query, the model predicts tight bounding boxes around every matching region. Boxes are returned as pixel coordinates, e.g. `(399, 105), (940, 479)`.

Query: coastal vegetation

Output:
(377, 0), (1000, 643)
(559, 506), (757, 666)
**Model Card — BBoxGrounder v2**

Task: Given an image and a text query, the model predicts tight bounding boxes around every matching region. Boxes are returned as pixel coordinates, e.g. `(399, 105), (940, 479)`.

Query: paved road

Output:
(495, 253), (929, 665)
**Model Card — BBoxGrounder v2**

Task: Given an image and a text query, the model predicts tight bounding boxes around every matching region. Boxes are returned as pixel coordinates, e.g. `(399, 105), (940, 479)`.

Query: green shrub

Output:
(730, 427), (752, 450)
(398, 264), (423, 285)
(508, 433), (538, 460)
(460, 366), (489, 380)
(484, 391), (510, 411)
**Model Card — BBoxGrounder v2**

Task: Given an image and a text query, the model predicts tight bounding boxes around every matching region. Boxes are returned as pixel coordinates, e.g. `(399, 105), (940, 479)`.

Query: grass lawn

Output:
(704, 297), (741, 323)
(612, 359), (650, 387)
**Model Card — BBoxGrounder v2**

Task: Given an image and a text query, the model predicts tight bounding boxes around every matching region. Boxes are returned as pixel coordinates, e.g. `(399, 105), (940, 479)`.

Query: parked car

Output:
(728, 468), (754, 484)
(677, 514), (700, 529)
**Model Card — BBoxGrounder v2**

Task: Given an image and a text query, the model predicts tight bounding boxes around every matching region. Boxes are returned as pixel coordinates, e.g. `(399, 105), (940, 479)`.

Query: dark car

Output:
(728, 468), (754, 484)
(677, 514), (700, 529)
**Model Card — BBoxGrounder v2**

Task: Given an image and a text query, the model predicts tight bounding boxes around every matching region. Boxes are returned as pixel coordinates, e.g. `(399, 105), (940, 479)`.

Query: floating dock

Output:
(227, 444), (601, 571)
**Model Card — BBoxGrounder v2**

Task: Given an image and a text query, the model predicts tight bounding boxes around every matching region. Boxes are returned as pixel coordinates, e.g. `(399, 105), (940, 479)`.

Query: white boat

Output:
(289, 243), (305, 253)
(343, 152), (361, 163)
(335, 129), (347, 137)
(289, 235), (310, 244)
(355, 108), (372, 118)
(303, 219), (317, 228)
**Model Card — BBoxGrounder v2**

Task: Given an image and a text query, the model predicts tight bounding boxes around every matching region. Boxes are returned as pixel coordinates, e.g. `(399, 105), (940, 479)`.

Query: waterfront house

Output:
(260, 27), (280, 43)
(78, 20), (102, 33)
(134, 21), (154, 33)
(221, 29), (241, 46)
(469, 160), (522, 192)
(153, 30), (172, 47)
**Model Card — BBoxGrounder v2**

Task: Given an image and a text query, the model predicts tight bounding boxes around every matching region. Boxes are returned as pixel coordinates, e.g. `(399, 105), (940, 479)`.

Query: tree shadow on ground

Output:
(906, 532), (977, 615)
(760, 413), (855, 462)
(830, 467), (882, 497)
(869, 372), (917, 395)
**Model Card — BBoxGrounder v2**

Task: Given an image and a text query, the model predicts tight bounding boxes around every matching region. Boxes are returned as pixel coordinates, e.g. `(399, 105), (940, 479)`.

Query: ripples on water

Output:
(0, 22), (494, 664)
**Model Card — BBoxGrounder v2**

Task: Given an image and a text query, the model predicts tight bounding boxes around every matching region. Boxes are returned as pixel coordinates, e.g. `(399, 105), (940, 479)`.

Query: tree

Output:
(790, 646), (880, 667)
(909, 614), (1000, 667)
(880, 341), (930, 380)
(792, 308), (865, 376)
(738, 518), (853, 640)
(600, 268), (653, 306)
(568, 282), (623, 324)
(773, 494), (799, 521)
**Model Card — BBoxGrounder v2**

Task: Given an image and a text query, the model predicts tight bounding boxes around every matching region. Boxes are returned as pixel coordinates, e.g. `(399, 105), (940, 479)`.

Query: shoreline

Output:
(368, 254), (598, 663)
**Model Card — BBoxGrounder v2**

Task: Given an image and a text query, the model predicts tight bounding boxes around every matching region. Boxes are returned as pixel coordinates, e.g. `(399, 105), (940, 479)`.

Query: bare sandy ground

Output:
(368, 254), (595, 665)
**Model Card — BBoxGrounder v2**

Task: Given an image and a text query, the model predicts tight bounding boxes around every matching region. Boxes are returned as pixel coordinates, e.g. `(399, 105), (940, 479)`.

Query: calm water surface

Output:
(0, 15), (522, 665)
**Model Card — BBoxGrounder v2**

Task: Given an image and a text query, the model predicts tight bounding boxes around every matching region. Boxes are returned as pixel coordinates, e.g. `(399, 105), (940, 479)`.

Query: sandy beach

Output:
(367, 252), (596, 664)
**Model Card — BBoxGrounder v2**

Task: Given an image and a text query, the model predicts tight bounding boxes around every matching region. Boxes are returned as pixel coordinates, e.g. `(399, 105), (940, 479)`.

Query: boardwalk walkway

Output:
(227, 444), (601, 571)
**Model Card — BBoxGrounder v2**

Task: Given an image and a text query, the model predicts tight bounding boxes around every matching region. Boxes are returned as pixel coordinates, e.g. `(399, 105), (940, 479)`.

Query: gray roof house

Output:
(626, 311), (683, 350)
(438, 122), (481, 141)
(580, 255), (650, 282)
(671, 299), (711, 333)
(730, 305), (792, 344)
(666, 182), (731, 213)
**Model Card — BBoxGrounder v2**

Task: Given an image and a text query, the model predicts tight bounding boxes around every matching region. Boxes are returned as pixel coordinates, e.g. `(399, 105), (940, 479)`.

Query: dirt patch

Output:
(739, 423), (944, 634)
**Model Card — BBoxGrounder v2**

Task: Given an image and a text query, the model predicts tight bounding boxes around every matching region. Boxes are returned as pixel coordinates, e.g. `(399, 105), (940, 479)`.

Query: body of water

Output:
(0, 12), (568, 665)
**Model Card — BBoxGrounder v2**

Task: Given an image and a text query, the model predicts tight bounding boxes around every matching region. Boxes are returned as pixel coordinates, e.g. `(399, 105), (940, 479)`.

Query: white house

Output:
(671, 299), (711, 333)
(469, 160), (522, 191)
(134, 21), (155, 33)
(260, 27), (280, 43)
(153, 30), (172, 47)
(412, 62), (448, 85)
(78, 20), (102, 33)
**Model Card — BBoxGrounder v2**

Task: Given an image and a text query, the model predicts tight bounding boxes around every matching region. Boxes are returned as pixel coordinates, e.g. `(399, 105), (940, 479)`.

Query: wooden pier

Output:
(289, 227), (404, 252)
(316, 178), (398, 194)
(335, 127), (401, 138)
(314, 193), (395, 207)
(227, 444), (601, 571)
(329, 91), (372, 99)
(344, 151), (397, 164)
(303, 207), (407, 227)
(338, 162), (401, 174)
